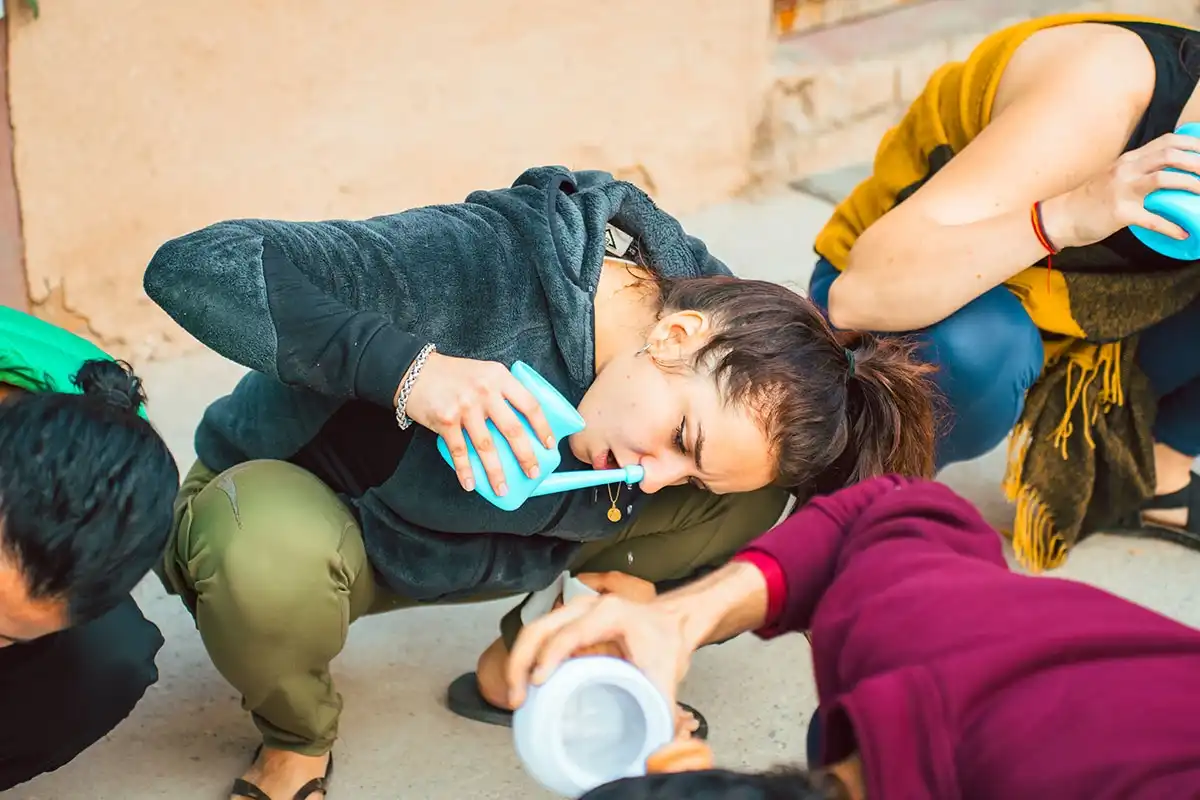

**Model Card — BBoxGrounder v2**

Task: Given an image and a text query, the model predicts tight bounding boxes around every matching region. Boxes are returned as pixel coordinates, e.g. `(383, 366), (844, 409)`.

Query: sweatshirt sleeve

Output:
(734, 475), (1007, 637)
(143, 216), (434, 409)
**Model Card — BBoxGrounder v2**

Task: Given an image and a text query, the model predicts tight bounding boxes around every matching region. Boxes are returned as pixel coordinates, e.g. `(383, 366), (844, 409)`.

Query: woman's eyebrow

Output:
(693, 423), (706, 472)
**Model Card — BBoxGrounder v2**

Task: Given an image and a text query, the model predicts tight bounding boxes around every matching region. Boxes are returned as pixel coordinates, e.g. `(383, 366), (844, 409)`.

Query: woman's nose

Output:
(637, 459), (689, 494)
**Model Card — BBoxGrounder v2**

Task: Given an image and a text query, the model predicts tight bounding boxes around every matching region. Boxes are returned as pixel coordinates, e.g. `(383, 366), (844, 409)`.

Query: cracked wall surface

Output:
(14, 0), (1199, 361)
(751, 0), (1200, 189)
(7, 0), (772, 361)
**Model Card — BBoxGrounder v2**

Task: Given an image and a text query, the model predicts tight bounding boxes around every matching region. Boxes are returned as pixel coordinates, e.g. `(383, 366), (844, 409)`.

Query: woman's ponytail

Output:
(651, 274), (939, 498)
(839, 330), (939, 482)
(73, 359), (146, 415)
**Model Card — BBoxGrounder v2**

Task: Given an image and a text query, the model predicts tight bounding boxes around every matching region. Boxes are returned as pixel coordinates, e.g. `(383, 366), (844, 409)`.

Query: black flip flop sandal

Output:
(446, 671), (709, 741)
(231, 745), (333, 800)
(1111, 474), (1200, 552)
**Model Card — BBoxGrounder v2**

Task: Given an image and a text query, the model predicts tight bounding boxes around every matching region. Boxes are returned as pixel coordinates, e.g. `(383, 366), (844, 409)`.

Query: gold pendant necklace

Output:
(607, 482), (622, 523)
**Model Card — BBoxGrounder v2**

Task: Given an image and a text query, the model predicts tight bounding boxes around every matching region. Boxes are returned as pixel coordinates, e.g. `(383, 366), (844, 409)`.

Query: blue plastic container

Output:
(435, 361), (644, 511)
(1130, 121), (1200, 260)
(513, 656), (675, 797)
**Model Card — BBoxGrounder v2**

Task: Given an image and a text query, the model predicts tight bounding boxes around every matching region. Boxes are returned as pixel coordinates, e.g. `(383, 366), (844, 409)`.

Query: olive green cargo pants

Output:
(158, 459), (791, 755)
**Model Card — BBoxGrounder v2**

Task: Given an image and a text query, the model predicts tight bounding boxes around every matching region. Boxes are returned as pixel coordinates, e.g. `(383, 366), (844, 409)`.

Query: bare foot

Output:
(477, 636), (515, 710)
(1144, 442), (1194, 530)
(479, 633), (701, 735)
(674, 705), (700, 739)
(232, 746), (330, 800)
(1142, 506), (1188, 529)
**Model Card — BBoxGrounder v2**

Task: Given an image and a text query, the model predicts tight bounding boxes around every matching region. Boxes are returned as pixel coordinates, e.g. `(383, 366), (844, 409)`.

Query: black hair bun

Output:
(72, 359), (146, 414)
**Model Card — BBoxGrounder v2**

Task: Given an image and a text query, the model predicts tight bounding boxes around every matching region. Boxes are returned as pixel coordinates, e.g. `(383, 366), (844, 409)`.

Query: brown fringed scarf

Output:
(1002, 247), (1200, 571)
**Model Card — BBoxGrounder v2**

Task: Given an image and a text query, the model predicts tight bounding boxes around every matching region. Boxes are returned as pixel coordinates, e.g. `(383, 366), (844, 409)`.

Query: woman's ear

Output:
(646, 310), (710, 360)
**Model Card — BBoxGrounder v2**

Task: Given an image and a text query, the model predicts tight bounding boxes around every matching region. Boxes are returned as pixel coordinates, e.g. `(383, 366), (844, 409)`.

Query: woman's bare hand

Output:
(1046, 132), (1200, 249)
(506, 593), (694, 711)
(550, 572), (659, 658)
(404, 353), (555, 496)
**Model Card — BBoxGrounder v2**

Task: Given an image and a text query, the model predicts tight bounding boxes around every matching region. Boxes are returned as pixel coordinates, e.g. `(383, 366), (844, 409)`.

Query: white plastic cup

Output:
(513, 655), (675, 798)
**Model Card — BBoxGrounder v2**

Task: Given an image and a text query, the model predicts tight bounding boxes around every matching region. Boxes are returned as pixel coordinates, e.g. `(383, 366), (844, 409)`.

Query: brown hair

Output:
(656, 275), (937, 497)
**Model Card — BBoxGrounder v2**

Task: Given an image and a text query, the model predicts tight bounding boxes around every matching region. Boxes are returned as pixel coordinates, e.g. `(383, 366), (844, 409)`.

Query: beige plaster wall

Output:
(7, 0), (772, 360)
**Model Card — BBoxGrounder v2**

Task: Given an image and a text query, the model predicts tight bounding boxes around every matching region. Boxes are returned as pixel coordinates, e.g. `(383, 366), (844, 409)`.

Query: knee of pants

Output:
(805, 711), (822, 767)
(811, 258), (1042, 465)
(808, 257), (837, 312)
(179, 460), (364, 640)
(0, 597), (163, 789)
(922, 287), (1044, 465)
(1153, 377), (1200, 457)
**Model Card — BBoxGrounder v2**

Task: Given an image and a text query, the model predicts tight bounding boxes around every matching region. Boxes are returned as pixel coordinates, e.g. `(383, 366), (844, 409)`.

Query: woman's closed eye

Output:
(673, 418), (687, 454)
(673, 417), (710, 492)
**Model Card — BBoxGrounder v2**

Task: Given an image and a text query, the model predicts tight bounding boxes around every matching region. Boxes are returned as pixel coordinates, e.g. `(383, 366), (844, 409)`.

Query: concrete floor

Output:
(11, 188), (1200, 799)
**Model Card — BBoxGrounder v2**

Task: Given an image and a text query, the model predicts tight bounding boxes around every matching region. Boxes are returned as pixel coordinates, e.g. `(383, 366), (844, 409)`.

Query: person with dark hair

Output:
(586, 765), (836, 800)
(0, 306), (178, 790)
(808, 13), (1200, 570)
(142, 166), (936, 799)
(509, 476), (1200, 798)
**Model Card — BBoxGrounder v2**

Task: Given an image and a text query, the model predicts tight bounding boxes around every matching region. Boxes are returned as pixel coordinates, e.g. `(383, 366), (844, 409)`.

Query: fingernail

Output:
(544, 436), (556, 448)
(497, 482), (508, 496)
(463, 477), (475, 491)
(527, 466), (540, 479)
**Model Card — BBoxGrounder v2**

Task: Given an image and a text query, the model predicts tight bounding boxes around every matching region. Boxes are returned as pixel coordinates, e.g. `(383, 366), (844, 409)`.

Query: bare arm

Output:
(504, 560), (769, 709)
(658, 561), (772, 649)
(828, 25), (1171, 332)
(504, 475), (1005, 707)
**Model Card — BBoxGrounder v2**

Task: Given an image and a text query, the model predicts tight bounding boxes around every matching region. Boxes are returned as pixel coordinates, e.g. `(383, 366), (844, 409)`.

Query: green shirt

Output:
(0, 305), (147, 417)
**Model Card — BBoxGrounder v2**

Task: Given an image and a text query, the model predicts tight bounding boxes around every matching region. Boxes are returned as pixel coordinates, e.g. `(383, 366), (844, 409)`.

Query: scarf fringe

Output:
(1002, 341), (1124, 571)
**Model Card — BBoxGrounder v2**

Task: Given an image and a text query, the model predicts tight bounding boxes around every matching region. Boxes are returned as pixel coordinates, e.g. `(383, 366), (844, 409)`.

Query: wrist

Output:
(392, 343), (437, 429)
(659, 561), (770, 650)
(671, 600), (719, 655)
(398, 350), (441, 410)
(354, 325), (428, 410)
(1036, 194), (1077, 251)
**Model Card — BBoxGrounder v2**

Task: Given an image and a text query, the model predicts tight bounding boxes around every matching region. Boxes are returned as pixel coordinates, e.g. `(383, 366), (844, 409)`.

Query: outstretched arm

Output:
(144, 216), (436, 409)
(145, 208), (559, 493)
(505, 475), (1006, 707)
(731, 475), (1005, 638)
(829, 25), (1197, 331)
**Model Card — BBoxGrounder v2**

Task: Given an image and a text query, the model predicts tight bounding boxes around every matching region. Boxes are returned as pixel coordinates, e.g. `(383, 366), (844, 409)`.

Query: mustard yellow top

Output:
(813, 13), (1200, 571)
(813, 12), (1184, 340)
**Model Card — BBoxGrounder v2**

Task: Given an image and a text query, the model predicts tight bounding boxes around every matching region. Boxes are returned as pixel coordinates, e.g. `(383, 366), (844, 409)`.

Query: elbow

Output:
(143, 221), (250, 315)
(142, 235), (198, 322)
(143, 232), (221, 330)
(825, 270), (876, 331)
(142, 236), (187, 308)
(827, 222), (912, 331)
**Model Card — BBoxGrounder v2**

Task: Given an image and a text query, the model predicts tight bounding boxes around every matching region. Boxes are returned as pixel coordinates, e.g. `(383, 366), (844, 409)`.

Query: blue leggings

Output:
(809, 258), (1200, 468)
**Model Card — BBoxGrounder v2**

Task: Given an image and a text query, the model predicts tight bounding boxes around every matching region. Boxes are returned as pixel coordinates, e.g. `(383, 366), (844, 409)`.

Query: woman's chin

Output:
(566, 435), (589, 465)
(569, 438), (615, 471)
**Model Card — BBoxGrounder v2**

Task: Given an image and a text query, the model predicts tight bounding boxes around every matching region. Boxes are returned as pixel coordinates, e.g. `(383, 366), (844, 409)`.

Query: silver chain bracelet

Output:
(394, 342), (437, 430)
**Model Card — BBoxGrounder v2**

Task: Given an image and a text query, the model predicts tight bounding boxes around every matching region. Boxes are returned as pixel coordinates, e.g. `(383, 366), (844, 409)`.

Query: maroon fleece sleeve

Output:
(734, 475), (1006, 637)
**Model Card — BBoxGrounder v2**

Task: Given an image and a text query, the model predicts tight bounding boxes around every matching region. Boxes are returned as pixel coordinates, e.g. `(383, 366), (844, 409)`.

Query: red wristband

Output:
(1030, 201), (1059, 255)
(731, 550), (788, 638)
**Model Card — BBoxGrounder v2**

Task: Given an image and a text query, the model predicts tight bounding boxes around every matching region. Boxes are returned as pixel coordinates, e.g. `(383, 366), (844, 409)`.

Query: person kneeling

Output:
(143, 166), (936, 799)
(510, 476), (1200, 798)
(0, 307), (178, 790)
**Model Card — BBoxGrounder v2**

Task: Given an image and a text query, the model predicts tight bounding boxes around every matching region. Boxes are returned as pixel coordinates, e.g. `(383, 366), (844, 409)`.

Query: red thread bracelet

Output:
(1030, 200), (1058, 288)
(1030, 201), (1059, 254)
